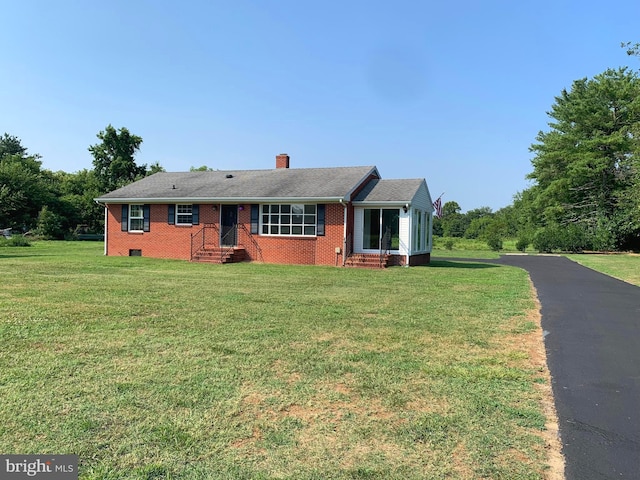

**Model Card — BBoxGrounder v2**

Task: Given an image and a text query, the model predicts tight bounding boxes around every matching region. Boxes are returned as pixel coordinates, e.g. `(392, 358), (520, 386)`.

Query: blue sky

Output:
(2, 1), (639, 212)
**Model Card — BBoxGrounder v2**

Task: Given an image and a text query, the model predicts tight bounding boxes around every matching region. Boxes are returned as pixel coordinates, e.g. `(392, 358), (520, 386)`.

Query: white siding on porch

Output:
(351, 179), (434, 260)
(412, 182), (433, 213)
(408, 182), (434, 255)
(399, 210), (409, 256)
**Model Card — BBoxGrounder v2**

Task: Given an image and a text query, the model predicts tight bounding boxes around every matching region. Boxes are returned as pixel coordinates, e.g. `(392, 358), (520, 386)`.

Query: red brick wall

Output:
(106, 203), (220, 260)
(237, 203), (346, 266)
(408, 253), (431, 266)
(106, 203), (347, 266)
(387, 253), (430, 266)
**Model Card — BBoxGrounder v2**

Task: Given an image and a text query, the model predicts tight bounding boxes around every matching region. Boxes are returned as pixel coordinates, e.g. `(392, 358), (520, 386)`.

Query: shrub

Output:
(533, 224), (592, 253)
(563, 224), (590, 253)
(0, 235), (31, 247)
(533, 227), (560, 253)
(592, 224), (615, 252)
(486, 233), (503, 251)
(36, 206), (64, 240)
(444, 239), (455, 250)
(515, 237), (529, 252)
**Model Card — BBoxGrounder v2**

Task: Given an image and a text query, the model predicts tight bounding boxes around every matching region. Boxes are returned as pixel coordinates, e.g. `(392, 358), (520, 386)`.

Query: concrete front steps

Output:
(345, 253), (389, 269)
(192, 246), (247, 264)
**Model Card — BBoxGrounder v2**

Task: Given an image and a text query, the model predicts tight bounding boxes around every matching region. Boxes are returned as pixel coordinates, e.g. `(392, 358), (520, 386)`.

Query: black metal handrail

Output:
(238, 223), (263, 262)
(190, 223), (218, 260)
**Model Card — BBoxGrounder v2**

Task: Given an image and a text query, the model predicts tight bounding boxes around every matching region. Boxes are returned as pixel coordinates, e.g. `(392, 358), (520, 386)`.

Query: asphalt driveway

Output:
(436, 255), (640, 479)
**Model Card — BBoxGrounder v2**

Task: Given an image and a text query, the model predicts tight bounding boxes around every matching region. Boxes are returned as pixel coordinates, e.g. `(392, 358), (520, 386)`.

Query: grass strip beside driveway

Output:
(565, 253), (640, 286)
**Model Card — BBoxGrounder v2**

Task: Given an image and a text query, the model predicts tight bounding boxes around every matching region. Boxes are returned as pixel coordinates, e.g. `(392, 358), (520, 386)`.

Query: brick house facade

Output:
(96, 155), (434, 267)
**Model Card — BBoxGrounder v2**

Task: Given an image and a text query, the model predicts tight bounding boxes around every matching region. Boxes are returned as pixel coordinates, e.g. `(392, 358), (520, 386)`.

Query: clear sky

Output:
(2, 1), (639, 212)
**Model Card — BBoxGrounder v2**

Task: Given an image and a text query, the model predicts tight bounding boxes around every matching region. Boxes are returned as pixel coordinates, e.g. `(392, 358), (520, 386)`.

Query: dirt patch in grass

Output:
(451, 441), (474, 478)
(230, 427), (262, 449)
(522, 284), (565, 480)
(489, 282), (564, 479)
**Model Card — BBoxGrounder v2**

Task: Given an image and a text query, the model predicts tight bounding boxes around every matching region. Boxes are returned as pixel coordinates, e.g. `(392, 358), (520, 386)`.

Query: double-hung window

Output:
(261, 204), (317, 236)
(176, 204), (193, 225)
(168, 204), (199, 226)
(129, 204), (145, 231)
(122, 204), (150, 232)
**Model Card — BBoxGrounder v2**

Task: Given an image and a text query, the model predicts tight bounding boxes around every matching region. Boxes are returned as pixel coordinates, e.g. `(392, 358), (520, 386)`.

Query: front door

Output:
(221, 205), (238, 246)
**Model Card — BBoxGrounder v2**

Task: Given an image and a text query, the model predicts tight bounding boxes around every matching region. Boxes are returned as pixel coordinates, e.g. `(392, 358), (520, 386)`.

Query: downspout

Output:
(405, 204), (410, 267)
(94, 200), (107, 256)
(339, 199), (348, 266)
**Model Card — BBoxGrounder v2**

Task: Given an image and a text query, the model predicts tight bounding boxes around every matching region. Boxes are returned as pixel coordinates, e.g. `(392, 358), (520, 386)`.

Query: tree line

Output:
(0, 125), (161, 238)
(3, 45), (640, 249)
(0, 126), (213, 239)
(436, 48), (640, 252)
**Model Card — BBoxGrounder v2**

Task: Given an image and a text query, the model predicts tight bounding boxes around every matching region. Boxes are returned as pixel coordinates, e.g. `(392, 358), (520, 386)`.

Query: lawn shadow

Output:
(0, 252), (48, 259)
(427, 259), (500, 269)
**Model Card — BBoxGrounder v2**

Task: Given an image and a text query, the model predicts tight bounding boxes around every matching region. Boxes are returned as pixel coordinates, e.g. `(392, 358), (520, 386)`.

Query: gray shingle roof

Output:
(352, 179), (425, 203)
(96, 166), (379, 202)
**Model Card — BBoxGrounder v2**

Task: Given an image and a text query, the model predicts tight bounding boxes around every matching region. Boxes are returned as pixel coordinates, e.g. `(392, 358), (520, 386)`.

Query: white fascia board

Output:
(94, 196), (346, 204)
(352, 201), (410, 207)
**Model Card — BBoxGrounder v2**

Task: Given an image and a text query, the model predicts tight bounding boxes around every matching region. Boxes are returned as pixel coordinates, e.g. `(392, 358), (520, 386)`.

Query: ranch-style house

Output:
(95, 154), (434, 267)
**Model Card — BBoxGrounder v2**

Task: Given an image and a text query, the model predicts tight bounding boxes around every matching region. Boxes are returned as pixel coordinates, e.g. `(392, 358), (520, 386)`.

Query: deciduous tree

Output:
(89, 125), (145, 193)
(0, 134), (52, 231)
(527, 67), (640, 249)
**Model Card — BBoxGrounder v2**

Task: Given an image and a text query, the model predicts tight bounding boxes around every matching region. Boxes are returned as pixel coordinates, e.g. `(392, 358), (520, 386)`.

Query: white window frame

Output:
(412, 209), (428, 252)
(176, 204), (193, 225)
(261, 203), (317, 236)
(129, 204), (144, 232)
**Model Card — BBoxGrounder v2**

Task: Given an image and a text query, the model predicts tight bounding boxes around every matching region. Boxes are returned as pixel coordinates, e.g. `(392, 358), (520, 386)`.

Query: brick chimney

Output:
(276, 153), (290, 169)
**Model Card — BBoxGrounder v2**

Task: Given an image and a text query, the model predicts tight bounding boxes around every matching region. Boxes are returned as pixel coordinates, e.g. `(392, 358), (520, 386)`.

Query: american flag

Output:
(432, 197), (443, 218)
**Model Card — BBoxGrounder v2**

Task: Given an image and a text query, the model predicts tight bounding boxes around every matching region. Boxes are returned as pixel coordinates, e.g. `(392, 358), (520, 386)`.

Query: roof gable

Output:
(352, 178), (426, 204)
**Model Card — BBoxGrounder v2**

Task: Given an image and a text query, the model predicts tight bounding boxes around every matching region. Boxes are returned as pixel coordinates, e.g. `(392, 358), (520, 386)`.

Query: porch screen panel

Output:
(381, 209), (399, 250)
(414, 210), (422, 251)
(363, 209), (380, 249)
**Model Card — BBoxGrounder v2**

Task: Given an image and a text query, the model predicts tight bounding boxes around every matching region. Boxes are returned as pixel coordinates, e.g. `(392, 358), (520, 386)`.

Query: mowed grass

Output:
(0, 242), (553, 479)
(432, 236), (501, 259)
(565, 253), (640, 286)
(431, 237), (539, 259)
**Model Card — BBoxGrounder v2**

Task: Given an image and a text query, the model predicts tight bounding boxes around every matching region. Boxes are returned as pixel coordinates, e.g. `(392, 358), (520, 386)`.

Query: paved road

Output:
(436, 255), (640, 479)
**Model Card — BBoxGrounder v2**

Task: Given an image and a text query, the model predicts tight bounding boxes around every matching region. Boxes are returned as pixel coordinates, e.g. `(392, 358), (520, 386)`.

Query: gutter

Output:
(351, 201), (412, 206)
(93, 196), (346, 204)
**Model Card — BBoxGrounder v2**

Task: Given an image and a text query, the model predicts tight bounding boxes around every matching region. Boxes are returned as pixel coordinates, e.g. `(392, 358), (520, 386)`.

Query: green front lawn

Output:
(0, 242), (555, 479)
